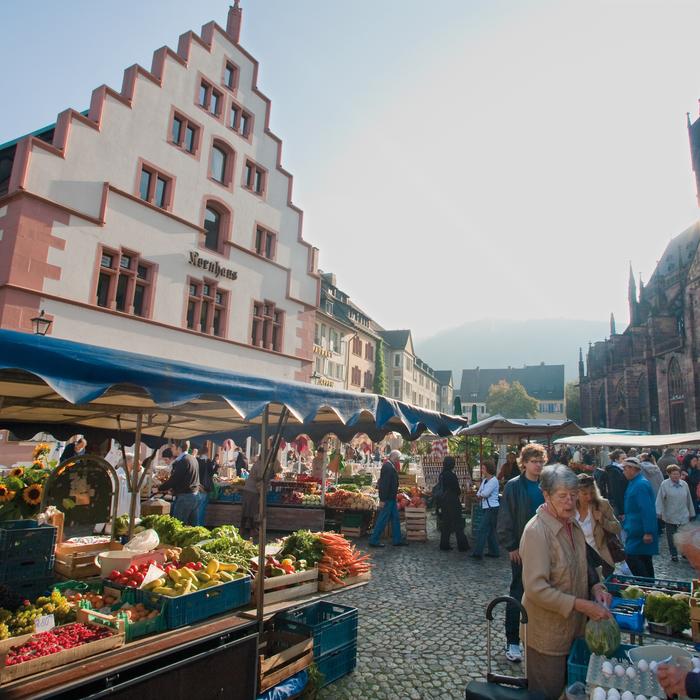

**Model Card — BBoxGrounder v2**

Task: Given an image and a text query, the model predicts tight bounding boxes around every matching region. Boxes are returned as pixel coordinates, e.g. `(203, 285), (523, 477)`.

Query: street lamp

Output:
(310, 371), (321, 384)
(30, 310), (52, 336)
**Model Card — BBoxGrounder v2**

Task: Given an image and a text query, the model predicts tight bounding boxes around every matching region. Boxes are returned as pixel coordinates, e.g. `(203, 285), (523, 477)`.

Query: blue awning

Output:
(0, 329), (467, 444)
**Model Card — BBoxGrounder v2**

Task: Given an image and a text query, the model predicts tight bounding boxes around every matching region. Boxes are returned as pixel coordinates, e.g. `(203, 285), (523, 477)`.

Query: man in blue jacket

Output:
(368, 450), (407, 548)
(622, 456), (658, 578)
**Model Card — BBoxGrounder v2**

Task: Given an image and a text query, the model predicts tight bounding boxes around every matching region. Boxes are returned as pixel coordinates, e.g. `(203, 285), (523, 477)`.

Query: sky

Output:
(2, 0), (700, 340)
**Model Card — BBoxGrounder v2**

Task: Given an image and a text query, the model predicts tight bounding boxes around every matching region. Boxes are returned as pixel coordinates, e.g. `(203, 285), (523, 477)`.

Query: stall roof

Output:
(0, 330), (468, 444)
(554, 431), (700, 448)
(457, 415), (586, 441)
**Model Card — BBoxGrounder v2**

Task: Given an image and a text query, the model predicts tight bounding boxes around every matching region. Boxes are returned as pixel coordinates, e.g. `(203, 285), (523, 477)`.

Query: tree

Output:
(453, 396), (463, 416)
(373, 338), (387, 395)
(486, 380), (538, 418)
(565, 381), (581, 423)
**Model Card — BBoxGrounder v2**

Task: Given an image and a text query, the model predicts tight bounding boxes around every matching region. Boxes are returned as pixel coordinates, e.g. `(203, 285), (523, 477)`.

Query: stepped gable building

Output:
(580, 110), (700, 434)
(0, 4), (319, 381)
(458, 364), (566, 421)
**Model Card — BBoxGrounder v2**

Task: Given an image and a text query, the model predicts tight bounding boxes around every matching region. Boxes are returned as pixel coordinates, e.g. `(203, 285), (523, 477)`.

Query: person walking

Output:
(497, 452), (520, 484)
(497, 443), (546, 663)
(657, 447), (678, 474)
(656, 464), (695, 561)
(639, 453), (664, 496)
(602, 449), (628, 517)
(471, 460), (499, 559)
(369, 450), (407, 548)
(682, 453), (700, 514)
(437, 456), (469, 552)
(622, 456), (659, 577)
(158, 444), (200, 525)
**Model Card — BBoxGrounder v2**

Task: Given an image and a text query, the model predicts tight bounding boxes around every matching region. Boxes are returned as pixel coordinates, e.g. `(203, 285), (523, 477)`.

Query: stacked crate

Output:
(404, 506), (427, 542)
(0, 520), (57, 599)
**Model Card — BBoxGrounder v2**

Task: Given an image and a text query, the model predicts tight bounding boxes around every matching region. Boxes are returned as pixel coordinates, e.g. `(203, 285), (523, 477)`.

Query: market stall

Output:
(0, 329), (467, 698)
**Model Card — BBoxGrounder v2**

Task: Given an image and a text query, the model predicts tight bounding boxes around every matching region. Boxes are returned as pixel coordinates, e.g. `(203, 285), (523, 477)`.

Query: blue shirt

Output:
(524, 476), (544, 515)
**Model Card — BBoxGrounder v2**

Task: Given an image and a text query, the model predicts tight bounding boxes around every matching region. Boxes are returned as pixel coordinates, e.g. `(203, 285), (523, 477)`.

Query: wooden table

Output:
(206, 502), (326, 532)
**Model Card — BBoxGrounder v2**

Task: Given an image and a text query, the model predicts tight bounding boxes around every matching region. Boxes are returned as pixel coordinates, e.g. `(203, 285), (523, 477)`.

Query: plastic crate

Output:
(567, 638), (635, 685)
(341, 512), (364, 528)
(605, 574), (691, 595)
(316, 641), (357, 687)
(134, 575), (251, 630)
(50, 579), (103, 596)
(0, 554), (55, 582)
(275, 601), (358, 658)
(0, 520), (57, 559)
(610, 596), (645, 633)
(110, 598), (166, 643)
(7, 576), (55, 602)
(217, 491), (242, 503)
(267, 491), (282, 504)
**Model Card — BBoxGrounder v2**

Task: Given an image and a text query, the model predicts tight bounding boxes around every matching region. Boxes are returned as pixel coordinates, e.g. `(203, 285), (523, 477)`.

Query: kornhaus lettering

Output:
(188, 251), (238, 280)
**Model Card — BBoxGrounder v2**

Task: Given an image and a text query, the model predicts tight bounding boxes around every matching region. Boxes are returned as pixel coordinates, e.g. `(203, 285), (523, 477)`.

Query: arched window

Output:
(204, 206), (221, 251)
(668, 357), (686, 433)
(209, 140), (234, 188)
(637, 374), (649, 432)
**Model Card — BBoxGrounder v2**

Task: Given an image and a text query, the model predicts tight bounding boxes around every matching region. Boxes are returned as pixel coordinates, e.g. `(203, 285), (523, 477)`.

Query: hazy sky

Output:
(2, 1), (700, 340)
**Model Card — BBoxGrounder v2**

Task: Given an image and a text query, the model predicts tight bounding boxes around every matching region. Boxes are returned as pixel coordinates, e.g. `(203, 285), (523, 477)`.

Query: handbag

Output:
(604, 529), (626, 563)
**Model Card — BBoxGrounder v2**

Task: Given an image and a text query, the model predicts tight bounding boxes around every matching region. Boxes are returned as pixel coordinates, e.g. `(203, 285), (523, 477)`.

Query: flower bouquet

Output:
(0, 443), (56, 520)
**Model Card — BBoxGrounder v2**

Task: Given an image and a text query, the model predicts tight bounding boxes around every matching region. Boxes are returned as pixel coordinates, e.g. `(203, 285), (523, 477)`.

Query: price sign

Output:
(34, 614), (55, 633)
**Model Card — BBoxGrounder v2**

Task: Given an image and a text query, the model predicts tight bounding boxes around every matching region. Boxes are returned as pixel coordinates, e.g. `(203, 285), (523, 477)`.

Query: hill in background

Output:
(414, 318), (611, 384)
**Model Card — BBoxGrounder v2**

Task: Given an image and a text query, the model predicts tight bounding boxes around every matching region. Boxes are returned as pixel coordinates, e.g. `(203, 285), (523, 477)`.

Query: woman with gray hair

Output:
(520, 464), (612, 700)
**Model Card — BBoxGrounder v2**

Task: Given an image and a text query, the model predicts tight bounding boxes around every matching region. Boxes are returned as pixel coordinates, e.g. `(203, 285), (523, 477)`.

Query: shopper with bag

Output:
(471, 460), (499, 559)
(656, 464), (695, 561)
(436, 455), (469, 552)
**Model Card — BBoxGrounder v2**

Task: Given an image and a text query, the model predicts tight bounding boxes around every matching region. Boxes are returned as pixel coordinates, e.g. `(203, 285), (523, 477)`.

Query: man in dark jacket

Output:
(368, 450), (407, 547)
(158, 444), (200, 525)
(438, 456), (469, 552)
(497, 444), (545, 663)
(603, 449), (628, 517)
(195, 448), (219, 526)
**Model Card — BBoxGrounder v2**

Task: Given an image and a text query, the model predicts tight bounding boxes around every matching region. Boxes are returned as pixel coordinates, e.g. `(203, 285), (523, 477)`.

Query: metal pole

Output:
(256, 406), (269, 638)
(127, 414), (142, 541)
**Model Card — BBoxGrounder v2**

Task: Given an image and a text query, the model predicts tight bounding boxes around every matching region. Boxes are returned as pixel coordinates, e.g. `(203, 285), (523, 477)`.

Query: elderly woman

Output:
(520, 464), (612, 700)
(656, 464), (695, 561)
(575, 473), (622, 577)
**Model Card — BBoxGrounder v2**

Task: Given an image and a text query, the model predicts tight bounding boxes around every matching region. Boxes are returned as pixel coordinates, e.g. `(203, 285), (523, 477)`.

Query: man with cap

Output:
(622, 456), (659, 578)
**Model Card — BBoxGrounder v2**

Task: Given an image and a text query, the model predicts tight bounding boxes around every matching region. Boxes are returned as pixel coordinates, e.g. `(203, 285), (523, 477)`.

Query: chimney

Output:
(226, 2), (243, 43)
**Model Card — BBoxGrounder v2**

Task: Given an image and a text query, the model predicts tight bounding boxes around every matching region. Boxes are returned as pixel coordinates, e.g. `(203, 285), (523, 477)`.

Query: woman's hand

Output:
(643, 534), (653, 544)
(656, 664), (688, 697)
(592, 584), (612, 607)
(593, 509), (602, 521)
(509, 549), (521, 564)
(575, 598), (611, 620)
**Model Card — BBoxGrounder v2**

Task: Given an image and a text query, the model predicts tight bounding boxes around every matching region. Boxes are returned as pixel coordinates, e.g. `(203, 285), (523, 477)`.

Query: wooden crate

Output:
(258, 630), (313, 693)
(0, 608), (124, 684)
(54, 540), (123, 580)
(253, 567), (319, 606)
(318, 571), (371, 592)
(341, 526), (364, 538)
(692, 619), (700, 643)
(404, 507), (427, 541)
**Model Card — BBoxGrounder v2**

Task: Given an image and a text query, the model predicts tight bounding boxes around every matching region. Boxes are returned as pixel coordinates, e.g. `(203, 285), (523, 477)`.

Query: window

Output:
(201, 201), (231, 254)
(404, 381), (410, 396)
(197, 78), (223, 119)
(329, 329), (340, 354)
(209, 141), (234, 188)
(228, 100), (253, 139)
(314, 323), (321, 345)
(363, 371), (373, 390)
(393, 380), (400, 398)
(350, 366), (361, 386)
(365, 343), (374, 362)
(406, 357), (413, 372)
(186, 279), (228, 337)
(394, 353), (401, 368)
(243, 159), (266, 196)
(138, 164), (172, 209)
(223, 60), (238, 90)
(95, 247), (153, 317)
(314, 357), (324, 374)
(351, 336), (362, 356)
(251, 301), (284, 352)
(255, 226), (277, 260)
(169, 111), (200, 155)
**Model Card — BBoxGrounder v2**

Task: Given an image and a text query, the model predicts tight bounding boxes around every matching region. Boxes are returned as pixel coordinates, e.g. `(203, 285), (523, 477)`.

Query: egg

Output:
(636, 695), (646, 700)
(608, 688), (621, 700)
(626, 666), (637, 680)
(637, 659), (649, 672)
(614, 664), (626, 678)
(649, 661), (658, 673)
(593, 687), (607, 700)
(602, 661), (614, 677)
(621, 691), (635, 700)
(650, 696), (660, 700)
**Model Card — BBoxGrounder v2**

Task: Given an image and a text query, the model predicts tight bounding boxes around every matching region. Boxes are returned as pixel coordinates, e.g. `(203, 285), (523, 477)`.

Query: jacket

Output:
(587, 498), (621, 568)
(623, 473), (659, 556)
(377, 460), (399, 501)
(520, 506), (592, 655)
(439, 468), (461, 505)
(656, 478), (695, 525)
(497, 475), (538, 553)
(640, 462), (663, 496)
(160, 453), (200, 495)
(604, 463), (628, 515)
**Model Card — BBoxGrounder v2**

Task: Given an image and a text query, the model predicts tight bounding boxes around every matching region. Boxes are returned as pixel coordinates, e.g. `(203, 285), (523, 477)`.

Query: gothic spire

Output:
(610, 312), (616, 336)
(628, 262), (638, 325)
(578, 347), (585, 381)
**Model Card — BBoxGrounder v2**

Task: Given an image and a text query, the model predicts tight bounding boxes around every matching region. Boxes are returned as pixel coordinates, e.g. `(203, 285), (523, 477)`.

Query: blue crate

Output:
(0, 520), (56, 560)
(275, 601), (358, 658)
(316, 641), (357, 687)
(6, 576), (55, 602)
(610, 596), (644, 633)
(605, 573), (691, 595)
(217, 491), (242, 503)
(135, 575), (251, 630)
(567, 638), (635, 685)
(0, 554), (55, 582)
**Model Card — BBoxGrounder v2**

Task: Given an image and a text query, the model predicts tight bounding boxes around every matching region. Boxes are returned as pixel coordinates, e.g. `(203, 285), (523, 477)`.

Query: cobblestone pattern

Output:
(317, 514), (696, 700)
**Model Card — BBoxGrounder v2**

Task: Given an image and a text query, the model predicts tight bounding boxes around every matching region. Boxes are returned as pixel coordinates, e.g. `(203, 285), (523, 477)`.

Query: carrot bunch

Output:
(316, 531), (372, 585)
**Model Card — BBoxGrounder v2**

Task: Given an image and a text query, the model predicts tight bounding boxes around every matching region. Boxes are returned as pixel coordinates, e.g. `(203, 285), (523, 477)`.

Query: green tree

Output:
(373, 338), (387, 395)
(486, 380), (538, 418)
(565, 381), (581, 423)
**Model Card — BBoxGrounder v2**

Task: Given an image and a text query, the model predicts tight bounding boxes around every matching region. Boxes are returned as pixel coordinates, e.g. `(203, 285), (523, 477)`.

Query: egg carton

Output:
(586, 654), (664, 699)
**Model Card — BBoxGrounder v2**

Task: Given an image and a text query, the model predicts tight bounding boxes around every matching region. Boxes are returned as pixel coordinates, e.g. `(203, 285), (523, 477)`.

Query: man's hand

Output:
(574, 598), (611, 620)
(509, 550), (521, 564)
(657, 664), (687, 697)
(643, 533), (653, 544)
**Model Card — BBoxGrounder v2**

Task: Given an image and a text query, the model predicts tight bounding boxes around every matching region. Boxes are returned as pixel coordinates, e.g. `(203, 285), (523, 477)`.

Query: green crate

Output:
(110, 598), (166, 643)
(341, 513), (363, 527)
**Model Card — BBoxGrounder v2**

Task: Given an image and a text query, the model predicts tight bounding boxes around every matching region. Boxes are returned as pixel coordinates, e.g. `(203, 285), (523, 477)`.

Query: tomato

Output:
(133, 573), (145, 584)
(108, 570), (120, 580)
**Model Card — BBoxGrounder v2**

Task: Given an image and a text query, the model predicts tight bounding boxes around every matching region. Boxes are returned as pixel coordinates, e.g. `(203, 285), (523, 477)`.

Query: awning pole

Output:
(479, 436), (483, 465)
(256, 405), (269, 638)
(127, 413), (143, 541)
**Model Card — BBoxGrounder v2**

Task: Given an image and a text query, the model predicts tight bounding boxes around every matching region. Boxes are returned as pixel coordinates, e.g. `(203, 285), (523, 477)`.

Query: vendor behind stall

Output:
(311, 446), (326, 481)
(158, 445), (199, 525)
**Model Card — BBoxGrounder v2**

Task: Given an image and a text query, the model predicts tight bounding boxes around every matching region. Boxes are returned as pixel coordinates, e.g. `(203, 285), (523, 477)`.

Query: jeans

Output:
(626, 554), (655, 578)
(196, 492), (209, 527)
(369, 499), (402, 545)
(665, 522), (679, 557)
(505, 560), (524, 646)
(473, 507), (499, 556)
(172, 492), (199, 525)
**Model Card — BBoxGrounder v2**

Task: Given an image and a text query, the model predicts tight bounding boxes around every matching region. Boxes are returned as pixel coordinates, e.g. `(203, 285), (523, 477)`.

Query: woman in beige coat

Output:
(520, 464), (612, 700)
(575, 473), (622, 577)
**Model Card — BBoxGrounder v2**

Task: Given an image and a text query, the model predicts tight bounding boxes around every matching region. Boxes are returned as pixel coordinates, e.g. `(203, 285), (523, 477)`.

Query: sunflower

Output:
(32, 460), (44, 469)
(22, 484), (43, 506)
(9, 467), (24, 478)
(0, 485), (15, 503)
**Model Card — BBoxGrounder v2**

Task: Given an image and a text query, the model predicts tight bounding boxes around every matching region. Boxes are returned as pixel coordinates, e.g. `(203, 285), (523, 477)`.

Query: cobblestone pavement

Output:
(318, 514), (696, 700)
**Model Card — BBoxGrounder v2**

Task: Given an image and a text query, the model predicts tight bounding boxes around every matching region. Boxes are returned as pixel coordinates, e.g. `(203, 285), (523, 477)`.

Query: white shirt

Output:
(116, 467), (141, 519)
(656, 478), (695, 525)
(476, 476), (500, 509)
(576, 509), (596, 549)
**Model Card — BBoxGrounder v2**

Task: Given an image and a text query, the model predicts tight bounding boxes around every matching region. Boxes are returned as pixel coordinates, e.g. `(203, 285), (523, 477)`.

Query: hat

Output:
(623, 457), (641, 469)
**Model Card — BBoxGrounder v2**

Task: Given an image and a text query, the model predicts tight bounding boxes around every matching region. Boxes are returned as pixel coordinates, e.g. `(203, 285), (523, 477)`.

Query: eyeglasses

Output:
(527, 459), (545, 465)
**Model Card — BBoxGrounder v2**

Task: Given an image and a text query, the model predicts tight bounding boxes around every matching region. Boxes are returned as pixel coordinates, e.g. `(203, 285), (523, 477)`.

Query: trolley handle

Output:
(485, 595), (528, 624)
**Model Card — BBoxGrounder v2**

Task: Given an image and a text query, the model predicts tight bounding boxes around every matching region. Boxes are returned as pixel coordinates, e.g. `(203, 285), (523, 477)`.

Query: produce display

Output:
(316, 531), (371, 585)
(0, 590), (74, 640)
(397, 487), (427, 510)
(324, 489), (377, 510)
(278, 530), (324, 568)
(644, 591), (690, 633)
(4, 622), (114, 666)
(252, 554), (311, 578)
(585, 617), (622, 656)
(112, 602), (160, 623)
